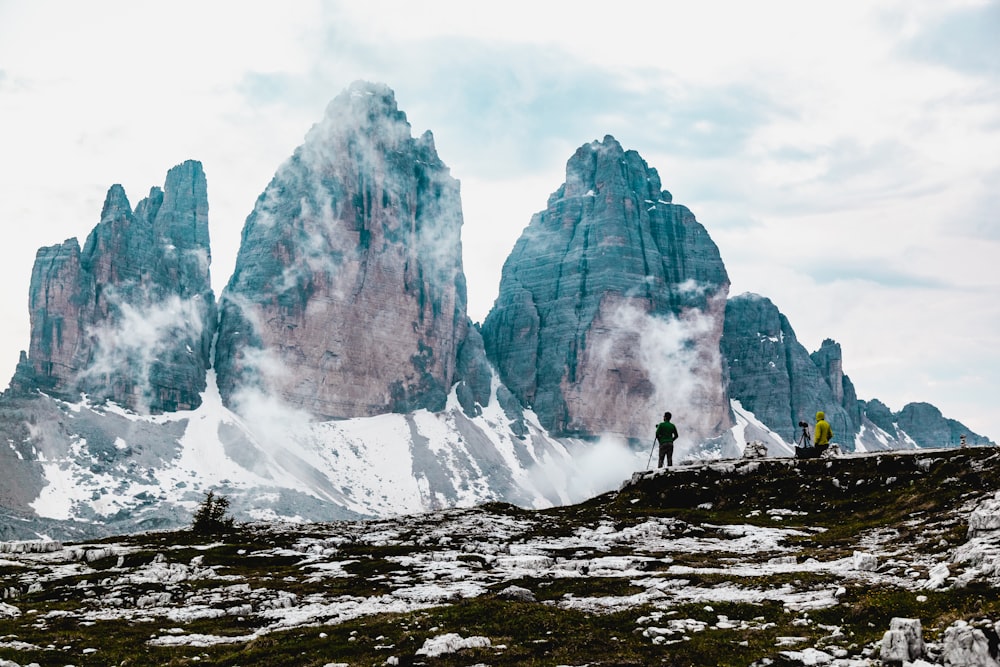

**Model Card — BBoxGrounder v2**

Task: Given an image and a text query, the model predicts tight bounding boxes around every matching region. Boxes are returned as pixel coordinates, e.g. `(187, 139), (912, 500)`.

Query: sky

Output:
(0, 0), (997, 441)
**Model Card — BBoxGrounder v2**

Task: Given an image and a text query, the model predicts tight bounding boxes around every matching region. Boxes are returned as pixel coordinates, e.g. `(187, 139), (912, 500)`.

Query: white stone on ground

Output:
(415, 633), (491, 657)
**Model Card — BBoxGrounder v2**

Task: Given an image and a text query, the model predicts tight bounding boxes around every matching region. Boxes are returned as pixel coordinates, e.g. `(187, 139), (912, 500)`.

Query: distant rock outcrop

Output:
(721, 293), (855, 446)
(893, 402), (993, 448)
(481, 136), (732, 443)
(12, 161), (216, 413)
(214, 81), (483, 418)
(861, 399), (898, 438)
(811, 339), (863, 428)
(723, 293), (994, 451)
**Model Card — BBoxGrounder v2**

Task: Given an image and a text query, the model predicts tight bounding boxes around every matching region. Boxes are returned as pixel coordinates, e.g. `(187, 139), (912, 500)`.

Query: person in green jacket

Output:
(814, 411), (833, 452)
(655, 412), (679, 467)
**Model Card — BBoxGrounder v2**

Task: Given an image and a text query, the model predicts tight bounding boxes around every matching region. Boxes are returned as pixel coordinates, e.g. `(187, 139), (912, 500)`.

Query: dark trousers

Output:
(658, 441), (674, 467)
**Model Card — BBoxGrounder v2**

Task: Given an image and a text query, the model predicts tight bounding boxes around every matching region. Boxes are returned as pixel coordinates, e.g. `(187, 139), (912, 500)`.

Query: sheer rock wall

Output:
(481, 136), (731, 442)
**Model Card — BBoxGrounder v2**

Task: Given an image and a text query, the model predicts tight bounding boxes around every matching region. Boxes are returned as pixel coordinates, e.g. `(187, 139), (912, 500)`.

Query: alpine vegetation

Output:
(0, 447), (997, 666)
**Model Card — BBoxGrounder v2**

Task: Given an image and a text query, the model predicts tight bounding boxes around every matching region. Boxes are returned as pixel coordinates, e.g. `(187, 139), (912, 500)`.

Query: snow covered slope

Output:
(9, 371), (660, 539)
(6, 388), (811, 541)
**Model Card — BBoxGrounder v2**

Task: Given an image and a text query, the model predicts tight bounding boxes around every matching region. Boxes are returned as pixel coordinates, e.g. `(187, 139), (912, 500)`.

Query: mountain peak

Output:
(334, 80), (402, 115)
(215, 81), (473, 419)
(561, 134), (666, 204)
(22, 162), (216, 413)
(483, 138), (730, 442)
(100, 184), (132, 224)
(315, 80), (408, 131)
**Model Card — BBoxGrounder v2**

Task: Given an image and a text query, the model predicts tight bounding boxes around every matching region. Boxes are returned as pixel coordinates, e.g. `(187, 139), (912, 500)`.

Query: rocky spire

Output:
(481, 136), (732, 443)
(23, 238), (87, 394)
(214, 81), (476, 418)
(18, 161), (216, 412)
(99, 184), (131, 223)
(811, 338), (862, 428)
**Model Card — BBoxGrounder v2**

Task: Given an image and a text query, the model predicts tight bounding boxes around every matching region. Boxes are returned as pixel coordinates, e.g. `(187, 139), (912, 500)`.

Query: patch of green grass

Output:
(0, 616), (194, 666)
(0, 594), (814, 666)
(661, 570), (839, 593)
(810, 582), (1000, 645)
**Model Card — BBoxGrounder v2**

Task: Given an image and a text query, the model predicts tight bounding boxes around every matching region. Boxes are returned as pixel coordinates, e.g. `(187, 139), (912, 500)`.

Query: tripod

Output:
(797, 425), (811, 448)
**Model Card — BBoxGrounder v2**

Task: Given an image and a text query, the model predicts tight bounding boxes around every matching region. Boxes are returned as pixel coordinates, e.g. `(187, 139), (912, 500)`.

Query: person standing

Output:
(814, 411), (833, 453)
(655, 412), (679, 467)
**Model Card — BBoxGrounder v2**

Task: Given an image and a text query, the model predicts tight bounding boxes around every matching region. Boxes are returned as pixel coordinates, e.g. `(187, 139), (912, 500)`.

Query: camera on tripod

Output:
(796, 420), (811, 448)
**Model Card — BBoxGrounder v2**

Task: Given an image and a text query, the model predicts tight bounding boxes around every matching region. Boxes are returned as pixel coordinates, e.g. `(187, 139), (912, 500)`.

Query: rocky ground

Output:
(0, 446), (998, 666)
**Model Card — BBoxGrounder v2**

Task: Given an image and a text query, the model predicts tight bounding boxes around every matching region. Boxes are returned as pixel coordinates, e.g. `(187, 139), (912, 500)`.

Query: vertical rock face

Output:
(481, 136), (731, 442)
(22, 239), (87, 394)
(862, 399), (898, 438)
(721, 293), (854, 445)
(214, 81), (471, 418)
(20, 161), (216, 412)
(721, 293), (794, 438)
(811, 339), (846, 405)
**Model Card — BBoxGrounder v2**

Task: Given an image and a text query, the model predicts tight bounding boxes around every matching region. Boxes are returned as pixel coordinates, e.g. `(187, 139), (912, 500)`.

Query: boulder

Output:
(940, 621), (1000, 667)
(889, 617), (925, 661)
(880, 629), (910, 665)
(853, 551), (878, 571)
(968, 494), (1000, 538)
(497, 585), (536, 602)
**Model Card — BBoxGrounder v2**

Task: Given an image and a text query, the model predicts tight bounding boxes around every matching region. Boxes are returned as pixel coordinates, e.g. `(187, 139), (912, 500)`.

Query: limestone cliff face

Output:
(17, 161), (216, 412)
(214, 81), (474, 418)
(21, 239), (87, 395)
(721, 293), (854, 445)
(481, 136), (731, 442)
(862, 399), (898, 438)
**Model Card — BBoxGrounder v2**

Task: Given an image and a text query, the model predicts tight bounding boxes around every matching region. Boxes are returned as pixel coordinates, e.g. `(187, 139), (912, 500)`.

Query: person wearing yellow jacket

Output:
(814, 411), (833, 451)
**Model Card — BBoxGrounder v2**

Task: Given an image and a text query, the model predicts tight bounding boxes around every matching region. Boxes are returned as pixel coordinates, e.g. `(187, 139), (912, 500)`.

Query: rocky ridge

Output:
(722, 293), (858, 448)
(722, 292), (993, 452)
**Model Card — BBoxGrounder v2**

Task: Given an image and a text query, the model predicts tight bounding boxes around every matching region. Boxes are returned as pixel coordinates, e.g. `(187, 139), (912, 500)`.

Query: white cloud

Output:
(79, 294), (209, 412)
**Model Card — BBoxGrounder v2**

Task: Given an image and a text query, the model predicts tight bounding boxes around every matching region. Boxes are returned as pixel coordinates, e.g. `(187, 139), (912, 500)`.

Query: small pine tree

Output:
(191, 490), (235, 534)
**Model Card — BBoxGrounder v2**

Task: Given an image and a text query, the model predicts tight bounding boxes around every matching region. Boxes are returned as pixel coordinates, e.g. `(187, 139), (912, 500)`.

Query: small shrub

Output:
(191, 490), (235, 534)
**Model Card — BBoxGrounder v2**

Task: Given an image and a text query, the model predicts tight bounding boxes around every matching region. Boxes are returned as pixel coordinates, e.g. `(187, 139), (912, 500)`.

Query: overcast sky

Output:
(1, 0), (997, 441)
